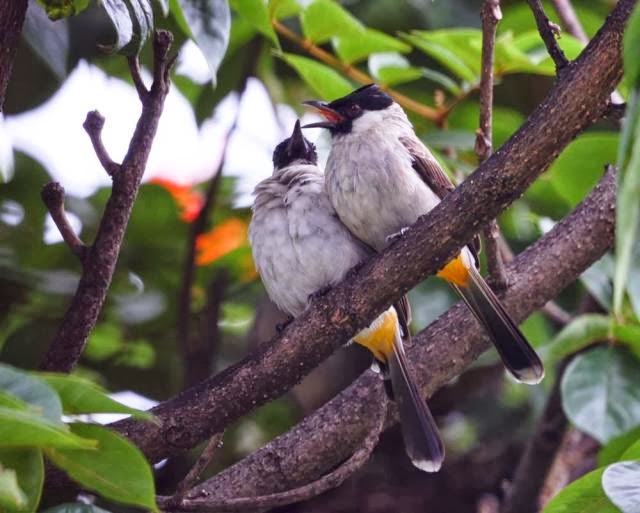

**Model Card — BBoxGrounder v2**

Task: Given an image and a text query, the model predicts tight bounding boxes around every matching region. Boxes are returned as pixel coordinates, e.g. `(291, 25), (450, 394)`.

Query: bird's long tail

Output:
(355, 308), (445, 472)
(438, 249), (545, 385)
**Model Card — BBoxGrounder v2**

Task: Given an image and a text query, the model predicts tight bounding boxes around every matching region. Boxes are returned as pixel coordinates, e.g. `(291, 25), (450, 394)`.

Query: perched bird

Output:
(249, 120), (445, 472)
(303, 84), (544, 385)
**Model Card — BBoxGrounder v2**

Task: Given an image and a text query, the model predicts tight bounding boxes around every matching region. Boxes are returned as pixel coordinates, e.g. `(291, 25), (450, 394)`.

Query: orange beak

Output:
(302, 100), (344, 128)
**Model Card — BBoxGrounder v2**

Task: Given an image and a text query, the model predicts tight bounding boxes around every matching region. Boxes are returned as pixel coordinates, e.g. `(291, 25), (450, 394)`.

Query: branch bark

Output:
(0, 0), (27, 112)
(109, 0), (631, 466)
(39, 31), (174, 372)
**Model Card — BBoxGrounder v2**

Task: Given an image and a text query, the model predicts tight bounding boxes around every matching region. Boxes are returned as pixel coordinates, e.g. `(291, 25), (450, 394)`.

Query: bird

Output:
(248, 120), (445, 472)
(303, 84), (544, 385)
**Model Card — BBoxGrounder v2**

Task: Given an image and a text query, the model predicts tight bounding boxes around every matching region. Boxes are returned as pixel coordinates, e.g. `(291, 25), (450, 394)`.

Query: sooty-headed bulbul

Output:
(248, 120), (445, 471)
(303, 84), (544, 385)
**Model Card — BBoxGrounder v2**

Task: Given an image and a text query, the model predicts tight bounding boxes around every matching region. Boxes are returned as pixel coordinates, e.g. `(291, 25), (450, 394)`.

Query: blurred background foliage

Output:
(2, 0), (640, 511)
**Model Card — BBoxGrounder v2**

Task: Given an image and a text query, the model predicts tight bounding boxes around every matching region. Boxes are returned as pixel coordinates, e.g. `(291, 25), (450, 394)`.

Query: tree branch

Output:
(41, 182), (87, 262)
(0, 0), (27, 112)
(186, 166), (617, 501)
(109, 0), (630, 467)
(82, 111), (120, 177)
(550, 0), (589, 43)
(158, 400), (386, 512)
(39, 30), (174, 373)
(527, 0), (570, 72)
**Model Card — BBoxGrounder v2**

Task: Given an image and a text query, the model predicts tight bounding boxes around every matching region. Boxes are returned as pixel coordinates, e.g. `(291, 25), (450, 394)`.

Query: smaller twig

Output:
(549, 0), (588, 43)
(128, 56), (148, 101)
(541, 301), (572, 327)
(158, 399), (387, 512)
(152, 31), (175, 97)
(168, 432), (225, 508)
(41, 182), (87, 262)
(526, 0), (569, 72)
(83, 111), (120, 177)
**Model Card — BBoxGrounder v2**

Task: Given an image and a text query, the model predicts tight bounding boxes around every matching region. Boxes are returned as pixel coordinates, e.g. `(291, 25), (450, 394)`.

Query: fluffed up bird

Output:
(303, 84), (544, 385)
(248, 120), (445, 472)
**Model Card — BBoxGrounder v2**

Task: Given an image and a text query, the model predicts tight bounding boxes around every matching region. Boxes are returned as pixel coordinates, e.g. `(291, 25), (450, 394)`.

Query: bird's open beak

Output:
(288, 120), (311, 155)
(302, 100), (344, 128)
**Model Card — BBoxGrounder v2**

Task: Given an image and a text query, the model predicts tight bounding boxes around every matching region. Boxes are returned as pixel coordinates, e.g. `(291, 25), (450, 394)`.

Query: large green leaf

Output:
(230, 0), (278, 45)
(268, 0), (301, 20)
(539, 314), (611, 363)
(561, 347), (640, 443)
(300, 0), (361, 43)
(614, 98), (640, 317)
(0, 467), (26, 512)
(542, 467), (618, 513)
(102, 0), (154, 55)
(46, 424), (158, 512)
(368, 53), (423, 87)
(599, 426), (640, 466)
(334, 28), (410, 64)
(37, 374), (153, 420)
(0, 408), (95, 450)
(621, 438), (640, 459)
(602, 462), (640, 513)
(171, 0), (231, 86)
(0, 449), (43, 513)
(280, 53), (353, 100)
(0, 364), (62, 424)
(623, 4), (640, 87)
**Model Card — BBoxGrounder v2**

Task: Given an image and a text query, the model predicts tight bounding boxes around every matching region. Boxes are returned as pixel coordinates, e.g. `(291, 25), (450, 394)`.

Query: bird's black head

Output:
(302, 84), (393, 133)
(272, 120), (318, 169)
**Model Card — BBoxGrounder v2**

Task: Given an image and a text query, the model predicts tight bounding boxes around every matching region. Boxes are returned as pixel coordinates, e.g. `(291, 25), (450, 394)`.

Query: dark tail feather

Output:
(454, 266), (544, 385)
(384, 330), (444, 472)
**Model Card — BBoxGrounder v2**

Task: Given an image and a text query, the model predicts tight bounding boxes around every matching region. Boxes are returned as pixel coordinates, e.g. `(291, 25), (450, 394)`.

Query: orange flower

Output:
(150, 177), (204, 222)
(196, 218), (248, 266)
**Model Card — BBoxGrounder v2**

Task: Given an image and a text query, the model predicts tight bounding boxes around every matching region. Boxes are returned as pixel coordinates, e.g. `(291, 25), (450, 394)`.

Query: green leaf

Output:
(102, 0), (154, 55)
(0, 407), (96, 450)
(602, 462), (640, 513)
(300, 0), (361, 43)
(40, 503), (112, 513)
(623, 4), (640, 87)
(614, 95), (640, 317)
(0, 392), (29, 412)
(539, 314), (611, 363)
(37, 374), (153, 420)
(334, 28), (410, 64)
(581, 254), (614, 311)
(420, 68), (462, 95)
(35, 0), (90, 19)
(0, 467), (26, 511)
(0, 364), (62, 424)
(0, 449), (43, 513)
(368, 53), (423, 87)
(280, 53), (353, 100)
(561, 346), (640, 443)
(401, 30), (478, 84)
(621, 438), (640, 460)
(170, 0), (231, 86)
(268, 0), (300, 20)
(46, 424), (157, 512)
(542, 467), (619, 513)
(545, 133), (619, 208)
(230, 0), (278, 45)
(599, 426), (640, 466)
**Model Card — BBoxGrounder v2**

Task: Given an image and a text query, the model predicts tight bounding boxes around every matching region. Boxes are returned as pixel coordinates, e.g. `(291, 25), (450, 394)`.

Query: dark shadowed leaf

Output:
(171, 0), (231, 85)
(542, 468), (618, 513)
(0, 449), (43, 513)
(37, 374), (153, 420)
(0, 364), (62, 424)
(602, 462), (640, 513)
(280, 53), (353, 100)
(102, 0), (154, 55)
(580, 254), (614, 311)
(561, 347), (640, 443)
(23, 2), (69, 81)
(46, 424), (157, 512)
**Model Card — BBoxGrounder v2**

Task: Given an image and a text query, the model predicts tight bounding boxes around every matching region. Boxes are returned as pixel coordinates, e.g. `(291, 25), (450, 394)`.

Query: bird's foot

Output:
(308, 285), (332, 303)
(385, 226), (411, 246)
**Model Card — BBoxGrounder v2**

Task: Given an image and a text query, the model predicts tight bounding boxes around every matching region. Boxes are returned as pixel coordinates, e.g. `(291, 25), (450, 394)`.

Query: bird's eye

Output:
(348, 104), (361, 116)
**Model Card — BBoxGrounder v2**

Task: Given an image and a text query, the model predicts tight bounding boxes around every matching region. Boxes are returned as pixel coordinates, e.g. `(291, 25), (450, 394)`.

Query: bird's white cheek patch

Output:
(351, 110), (388, 135)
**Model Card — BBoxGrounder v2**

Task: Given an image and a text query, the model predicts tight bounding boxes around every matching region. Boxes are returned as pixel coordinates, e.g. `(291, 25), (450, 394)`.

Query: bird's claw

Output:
(385, 227), (411, 246)
(308, 285), (332, 303)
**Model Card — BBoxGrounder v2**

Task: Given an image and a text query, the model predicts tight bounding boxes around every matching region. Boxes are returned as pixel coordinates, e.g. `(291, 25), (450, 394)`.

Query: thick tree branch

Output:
(39, 31), (174, 372)
(501, 359), (570, 513)
(0, 0), (27, 112)
(110, 0), (631, 466)
(41, 182), (87, 262)
(527, 0), (570, 71)
(189, 167), (616, 501)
